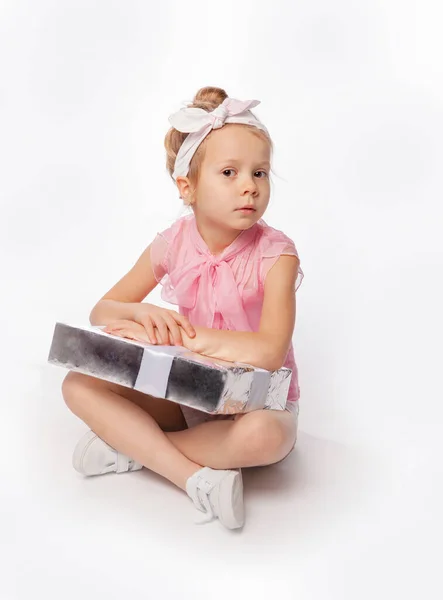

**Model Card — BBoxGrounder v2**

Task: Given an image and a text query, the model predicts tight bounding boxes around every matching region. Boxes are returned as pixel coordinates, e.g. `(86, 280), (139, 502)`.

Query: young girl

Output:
(62, 86), (304, 531)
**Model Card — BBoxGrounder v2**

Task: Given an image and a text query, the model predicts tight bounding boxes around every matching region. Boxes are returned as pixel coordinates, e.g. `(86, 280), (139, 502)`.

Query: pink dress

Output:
(150, 213), (304, 413)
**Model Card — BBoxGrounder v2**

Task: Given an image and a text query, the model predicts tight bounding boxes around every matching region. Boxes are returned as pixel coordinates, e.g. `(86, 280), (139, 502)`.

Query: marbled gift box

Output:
(47, 322), (292, 414)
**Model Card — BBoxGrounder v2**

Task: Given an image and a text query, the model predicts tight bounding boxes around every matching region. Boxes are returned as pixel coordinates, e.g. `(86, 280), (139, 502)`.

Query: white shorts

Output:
(180, 400), (300, 429)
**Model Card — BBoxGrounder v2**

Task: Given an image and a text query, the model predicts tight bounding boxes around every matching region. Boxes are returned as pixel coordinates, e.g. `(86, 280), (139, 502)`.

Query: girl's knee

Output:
(62, 370), (81, 393)
(233, 412), (293, 464)
(62, 371), (95, 405)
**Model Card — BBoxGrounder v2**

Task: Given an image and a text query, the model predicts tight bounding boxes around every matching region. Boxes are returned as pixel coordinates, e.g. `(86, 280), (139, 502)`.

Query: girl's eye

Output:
(222, 170), (268, 178)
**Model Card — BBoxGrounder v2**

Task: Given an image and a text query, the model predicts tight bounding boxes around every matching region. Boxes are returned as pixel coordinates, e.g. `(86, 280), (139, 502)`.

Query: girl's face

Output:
(180, 125), (271, 232)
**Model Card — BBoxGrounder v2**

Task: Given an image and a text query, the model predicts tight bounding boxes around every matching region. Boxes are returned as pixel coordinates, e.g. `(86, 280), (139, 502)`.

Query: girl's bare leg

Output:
(62, 371), (203, 491)
(62, 371), (296, 480)
(113, 379), (296, 469)
(103, 378), (297, 470)
(164, 411), (297, 470)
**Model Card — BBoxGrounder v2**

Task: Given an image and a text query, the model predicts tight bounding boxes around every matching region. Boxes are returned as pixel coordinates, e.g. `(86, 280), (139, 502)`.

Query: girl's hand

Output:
(103, 319), (175, 345)
(103, 319), (153, 344)
(179, 326), (201, 353)
(131, 303), (196, 346)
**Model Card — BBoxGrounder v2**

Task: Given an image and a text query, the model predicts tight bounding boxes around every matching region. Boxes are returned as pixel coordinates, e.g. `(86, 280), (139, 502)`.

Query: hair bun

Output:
(191, 86), (228, 110)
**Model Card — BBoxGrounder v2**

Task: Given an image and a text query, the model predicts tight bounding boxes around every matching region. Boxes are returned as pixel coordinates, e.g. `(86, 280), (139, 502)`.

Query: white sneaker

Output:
(186, 466), (244, 530)
(72, 430), (143, 476)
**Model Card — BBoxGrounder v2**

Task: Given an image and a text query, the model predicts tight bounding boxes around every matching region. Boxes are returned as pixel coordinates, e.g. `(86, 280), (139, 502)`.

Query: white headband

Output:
(168, 97), (269, 181)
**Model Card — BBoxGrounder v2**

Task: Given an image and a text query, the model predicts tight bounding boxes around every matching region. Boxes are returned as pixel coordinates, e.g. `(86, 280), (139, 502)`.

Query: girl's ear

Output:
(176, 176), (191, 200)
(176, 176), (196, 206)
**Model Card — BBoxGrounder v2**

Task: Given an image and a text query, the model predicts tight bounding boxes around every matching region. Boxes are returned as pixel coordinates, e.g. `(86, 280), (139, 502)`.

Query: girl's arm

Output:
(89, 243), (159, 326)
(181, 255), (299, 371)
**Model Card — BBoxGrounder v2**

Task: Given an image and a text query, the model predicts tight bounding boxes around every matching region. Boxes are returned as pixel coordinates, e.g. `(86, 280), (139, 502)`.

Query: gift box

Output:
(47, 322), (292, 414)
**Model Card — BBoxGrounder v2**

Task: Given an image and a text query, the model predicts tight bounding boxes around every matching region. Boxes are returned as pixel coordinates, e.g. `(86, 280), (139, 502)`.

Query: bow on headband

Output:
(168, 97), (269, 181)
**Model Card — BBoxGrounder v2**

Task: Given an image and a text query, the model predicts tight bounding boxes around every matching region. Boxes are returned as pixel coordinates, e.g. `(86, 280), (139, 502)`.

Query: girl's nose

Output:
(241, 177), (258, 196)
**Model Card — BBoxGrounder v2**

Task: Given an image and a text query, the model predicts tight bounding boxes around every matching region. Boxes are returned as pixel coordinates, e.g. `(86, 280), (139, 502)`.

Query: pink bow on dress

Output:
(161, 219), (260, 331)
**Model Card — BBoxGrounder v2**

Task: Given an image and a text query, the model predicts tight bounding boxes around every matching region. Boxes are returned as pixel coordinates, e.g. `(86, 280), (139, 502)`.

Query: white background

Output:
(1, 1), (442, 598)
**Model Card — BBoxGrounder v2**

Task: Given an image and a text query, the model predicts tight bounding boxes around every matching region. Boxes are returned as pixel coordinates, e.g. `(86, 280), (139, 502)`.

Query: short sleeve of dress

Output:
(149, 233), (169, 282)
(149, 218), (186, 283)
(260, 228), (304, 292)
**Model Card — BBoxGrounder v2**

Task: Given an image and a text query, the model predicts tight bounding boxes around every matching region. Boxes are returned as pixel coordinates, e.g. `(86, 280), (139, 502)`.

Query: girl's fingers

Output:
(120, 329), (151, 344)
(136, 329), (151, 343)
(104, 314), (189, 347)
(175, 314), (196, 337)
(143, 320), (162, 345)
(140, 317), (157, 344)
(105, 319), (133, 330)
(115, 329), (133, 339)
(152, 317), (169, 345)
(106, 328), (126, 336)
(163, 315), (183, 346)
(104, 320), (155, 345)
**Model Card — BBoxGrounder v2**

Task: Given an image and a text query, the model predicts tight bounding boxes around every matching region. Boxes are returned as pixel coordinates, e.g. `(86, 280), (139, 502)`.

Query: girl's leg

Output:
(111, 385), (297, 470)
(164, 410), (298, 470)
(62, 371), (202, 491)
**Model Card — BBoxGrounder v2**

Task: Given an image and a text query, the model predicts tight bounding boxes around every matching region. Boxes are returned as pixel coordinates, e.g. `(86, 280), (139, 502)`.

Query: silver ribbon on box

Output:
(47, 322), (292, 414)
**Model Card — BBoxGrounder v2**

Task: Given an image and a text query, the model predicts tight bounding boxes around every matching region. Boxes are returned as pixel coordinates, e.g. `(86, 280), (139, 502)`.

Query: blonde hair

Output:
(164, 86), (273, 203)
